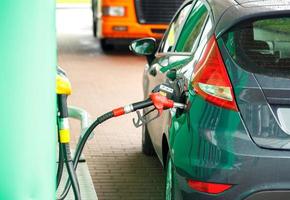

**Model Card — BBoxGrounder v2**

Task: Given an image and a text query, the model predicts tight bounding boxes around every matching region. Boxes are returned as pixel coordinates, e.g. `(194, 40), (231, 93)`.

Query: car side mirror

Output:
(129, 38), (156, 56)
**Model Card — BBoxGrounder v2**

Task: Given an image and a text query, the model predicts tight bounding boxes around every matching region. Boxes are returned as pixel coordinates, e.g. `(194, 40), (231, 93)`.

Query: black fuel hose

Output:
(57, 86), (180, 200)
(56, 94), (71, 192)
(57, 93), (83, 200)
(62, 143), (81, 200)
(132, 98), (153, 110)
(58, 99), (155, 200)
(56, 142), (64, 188)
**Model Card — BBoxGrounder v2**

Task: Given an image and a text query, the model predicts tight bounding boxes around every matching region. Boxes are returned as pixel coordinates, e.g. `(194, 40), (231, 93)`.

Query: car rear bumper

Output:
(173, 147), (290, 200)
(179, 190), (290, 200)
(244, 191), (290, 200)
(175, 169), (290, 200)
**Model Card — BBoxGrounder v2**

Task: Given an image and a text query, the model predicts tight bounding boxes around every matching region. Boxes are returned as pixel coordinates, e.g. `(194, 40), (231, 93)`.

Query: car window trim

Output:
(204, 0), (215, 22)
(193, 1), (215, 53)
(155, 52), (192, 58)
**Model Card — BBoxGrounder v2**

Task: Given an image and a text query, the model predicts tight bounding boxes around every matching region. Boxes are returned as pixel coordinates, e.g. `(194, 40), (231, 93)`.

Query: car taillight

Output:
(188, 179), (232, 194)
(192, 36), (238, 111)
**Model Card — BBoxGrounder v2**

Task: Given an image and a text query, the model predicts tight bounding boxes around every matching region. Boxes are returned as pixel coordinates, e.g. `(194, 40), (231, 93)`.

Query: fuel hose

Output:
(56, 142), (64, 188)
(57, 87), (183, 200)
(57, 99), (154, 200)
(57, 111), (113, 200)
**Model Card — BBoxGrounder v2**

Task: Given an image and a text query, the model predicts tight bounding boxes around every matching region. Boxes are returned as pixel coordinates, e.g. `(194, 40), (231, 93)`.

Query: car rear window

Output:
(222, 17), (290, 77)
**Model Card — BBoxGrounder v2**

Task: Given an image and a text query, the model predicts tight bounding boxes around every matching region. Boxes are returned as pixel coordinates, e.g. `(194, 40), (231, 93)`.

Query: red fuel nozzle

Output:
(112, 92), (175, 117)
(149, 92), (174, 115)
(111, 90), (185, 128)
(112, 85), (185, 120)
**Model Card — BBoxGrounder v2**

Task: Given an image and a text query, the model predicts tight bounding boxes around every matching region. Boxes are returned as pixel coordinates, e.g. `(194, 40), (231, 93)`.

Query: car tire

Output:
(165, 153), (174, 200)
(93, 20), (97, 38)
(100, 39), (114, 52)
(142, 123), (155, 156)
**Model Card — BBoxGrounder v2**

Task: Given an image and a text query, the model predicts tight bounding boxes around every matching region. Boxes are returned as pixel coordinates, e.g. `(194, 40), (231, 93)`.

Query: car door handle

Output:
(149, 67), (157, 76)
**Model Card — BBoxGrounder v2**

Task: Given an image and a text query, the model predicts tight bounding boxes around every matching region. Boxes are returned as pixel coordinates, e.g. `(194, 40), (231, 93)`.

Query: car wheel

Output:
(165, 153), (174, 200)
(100, 39), (114, 52)
(142, 123), (155, 156)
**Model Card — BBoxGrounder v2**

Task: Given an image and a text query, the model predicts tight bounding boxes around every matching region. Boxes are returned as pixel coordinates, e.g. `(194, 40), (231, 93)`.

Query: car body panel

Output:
(219, 20), (290, 150)
(140, 0), (290, 199)
(171, 90), (290, 199)
(143, 55), (192, 162)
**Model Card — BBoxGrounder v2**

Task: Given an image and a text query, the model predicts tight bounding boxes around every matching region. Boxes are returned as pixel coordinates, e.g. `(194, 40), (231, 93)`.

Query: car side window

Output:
(174, 1), (209, 53)
(180, 16), (213, 80)
(158, 4), (192, 53)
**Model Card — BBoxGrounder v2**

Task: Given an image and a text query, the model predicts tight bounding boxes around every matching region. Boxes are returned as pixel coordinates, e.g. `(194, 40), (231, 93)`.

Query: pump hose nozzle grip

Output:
(112, 90), (185, 119)
(112, 92), (175, 118)
(149, 93), (174, 115)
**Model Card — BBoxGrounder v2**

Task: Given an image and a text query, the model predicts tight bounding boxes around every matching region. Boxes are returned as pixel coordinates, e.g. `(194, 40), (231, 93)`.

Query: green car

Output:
(130, 0), (290, 199)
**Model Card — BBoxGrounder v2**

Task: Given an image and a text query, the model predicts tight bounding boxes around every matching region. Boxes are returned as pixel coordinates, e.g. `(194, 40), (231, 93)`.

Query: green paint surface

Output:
(0, 0), (56, 199)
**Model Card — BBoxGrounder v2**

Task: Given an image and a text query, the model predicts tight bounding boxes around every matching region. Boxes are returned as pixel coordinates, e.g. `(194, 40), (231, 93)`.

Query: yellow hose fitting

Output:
(59, 129), (71, 143)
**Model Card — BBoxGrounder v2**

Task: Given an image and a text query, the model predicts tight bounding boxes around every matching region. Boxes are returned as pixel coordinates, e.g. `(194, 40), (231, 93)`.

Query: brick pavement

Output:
(57, 6), (165, 200)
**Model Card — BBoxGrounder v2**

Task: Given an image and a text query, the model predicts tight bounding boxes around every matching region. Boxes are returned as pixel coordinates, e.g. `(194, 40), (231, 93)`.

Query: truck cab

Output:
(92, 0), (184, 51)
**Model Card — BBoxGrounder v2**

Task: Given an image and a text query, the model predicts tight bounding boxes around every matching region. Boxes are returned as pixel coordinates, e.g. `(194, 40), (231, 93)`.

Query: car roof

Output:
(233, 0), (283, 3)
(234, 0), (259, 3)
(206, 0), (237, 22)
(204, 0), (290, 37)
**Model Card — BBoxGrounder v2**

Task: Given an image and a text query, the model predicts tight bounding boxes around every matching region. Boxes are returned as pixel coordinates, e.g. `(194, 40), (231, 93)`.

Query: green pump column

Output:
(0, 0), (56, 199)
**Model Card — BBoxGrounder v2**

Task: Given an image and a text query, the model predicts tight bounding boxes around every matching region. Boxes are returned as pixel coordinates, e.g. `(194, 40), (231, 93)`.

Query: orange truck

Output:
(92, 0), (183, 51)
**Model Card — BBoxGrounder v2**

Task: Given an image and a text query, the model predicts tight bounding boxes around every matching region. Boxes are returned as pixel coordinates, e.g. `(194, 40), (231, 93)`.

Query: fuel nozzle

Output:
(108, 84), (185, 127)
(132, 84), (185, 127)
(150, 84), (185, 114)
(150, 84), (185, 112)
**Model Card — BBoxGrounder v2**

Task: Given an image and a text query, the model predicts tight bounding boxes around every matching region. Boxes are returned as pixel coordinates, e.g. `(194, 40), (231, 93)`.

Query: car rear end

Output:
(173, 1), (290, 199)
(99, 0), (183, 43)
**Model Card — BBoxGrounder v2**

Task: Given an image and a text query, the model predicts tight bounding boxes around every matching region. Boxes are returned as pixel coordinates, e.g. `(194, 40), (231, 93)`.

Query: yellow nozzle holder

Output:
(56, 74), (72, 95)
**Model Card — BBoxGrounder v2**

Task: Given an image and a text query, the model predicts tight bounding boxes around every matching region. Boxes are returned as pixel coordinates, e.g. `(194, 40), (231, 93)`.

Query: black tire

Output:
(142, 124), (155, 156)
(100, 39), (114, 52)
(93, 20), (97, 38)
(92, 0), (97, 37)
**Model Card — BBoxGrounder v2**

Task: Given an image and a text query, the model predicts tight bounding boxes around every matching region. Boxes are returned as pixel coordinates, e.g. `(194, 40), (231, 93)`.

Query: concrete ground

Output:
(57, 5), (165, 200)
(57, 161), (98, 200)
